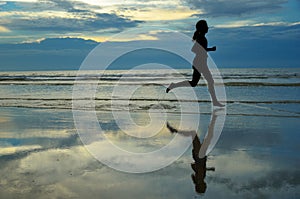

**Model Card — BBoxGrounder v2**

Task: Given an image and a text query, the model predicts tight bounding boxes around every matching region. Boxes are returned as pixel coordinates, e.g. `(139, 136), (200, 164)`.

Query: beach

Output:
(0, 68), (299, 198)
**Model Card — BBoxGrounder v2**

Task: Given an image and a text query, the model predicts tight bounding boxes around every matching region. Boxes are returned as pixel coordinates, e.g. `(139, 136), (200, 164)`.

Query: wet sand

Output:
(0, 106), (299, 199)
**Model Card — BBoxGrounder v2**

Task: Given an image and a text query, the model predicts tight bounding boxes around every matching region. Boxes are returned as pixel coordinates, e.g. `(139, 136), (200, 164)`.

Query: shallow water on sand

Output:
(0, 107), (299, 199)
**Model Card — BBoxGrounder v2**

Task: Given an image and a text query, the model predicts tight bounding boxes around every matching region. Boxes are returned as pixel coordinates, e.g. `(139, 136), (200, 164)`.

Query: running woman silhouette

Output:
(166, 20), (224, 107)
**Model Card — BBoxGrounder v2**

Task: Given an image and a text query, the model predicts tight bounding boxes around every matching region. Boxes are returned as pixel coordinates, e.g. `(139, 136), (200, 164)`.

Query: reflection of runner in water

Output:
(166, 20), (224, 107)
(166, 109), (224, 193)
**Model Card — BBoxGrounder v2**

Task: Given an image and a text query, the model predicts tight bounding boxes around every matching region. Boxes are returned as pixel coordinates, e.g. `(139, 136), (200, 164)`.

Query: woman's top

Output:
(192, 35), (208, 68)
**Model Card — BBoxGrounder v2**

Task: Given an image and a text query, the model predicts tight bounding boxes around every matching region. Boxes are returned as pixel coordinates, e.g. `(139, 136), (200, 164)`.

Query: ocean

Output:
(0, 68), (299, 114)
(0, 68), (299, 198)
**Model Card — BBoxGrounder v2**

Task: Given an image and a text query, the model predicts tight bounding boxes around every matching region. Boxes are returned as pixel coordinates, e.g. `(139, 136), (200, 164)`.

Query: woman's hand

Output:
(207, 46), (216, 51)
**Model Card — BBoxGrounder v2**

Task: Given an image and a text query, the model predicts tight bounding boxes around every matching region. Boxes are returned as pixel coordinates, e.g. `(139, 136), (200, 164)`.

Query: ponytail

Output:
(193, 30), (199, 41)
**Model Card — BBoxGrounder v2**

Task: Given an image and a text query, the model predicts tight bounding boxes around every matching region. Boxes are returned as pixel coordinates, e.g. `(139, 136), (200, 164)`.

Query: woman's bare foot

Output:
(213, 101), (225, 107)
(166, 122), (177, 133)
(166, 83), (174, 93)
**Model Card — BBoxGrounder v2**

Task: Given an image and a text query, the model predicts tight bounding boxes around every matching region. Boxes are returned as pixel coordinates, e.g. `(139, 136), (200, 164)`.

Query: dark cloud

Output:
(0, 0), (142, 33)
(46, 0), (103, 13)
(184, 0), (287, 17)
(5, 13), (141, 32)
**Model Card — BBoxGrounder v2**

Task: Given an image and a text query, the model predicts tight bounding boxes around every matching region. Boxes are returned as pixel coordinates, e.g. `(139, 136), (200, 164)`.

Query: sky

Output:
(0, 0), (300, 70)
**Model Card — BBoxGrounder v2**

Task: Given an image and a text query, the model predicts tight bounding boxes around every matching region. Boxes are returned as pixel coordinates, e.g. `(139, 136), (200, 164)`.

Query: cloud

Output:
(213, 20), (255, 28)
(0, 2), (7, 5)
(213, 21), (300, 29)
(3, 0), (38, 2)
(118, 7), (197, 21)
(6, 13), (140, 32)
(0, 145), (42, 156)
(184, 0), (287, 17)
(0, 25), (10, 32)
(0, 0), (142, 33)
(46, 0), (104, 13)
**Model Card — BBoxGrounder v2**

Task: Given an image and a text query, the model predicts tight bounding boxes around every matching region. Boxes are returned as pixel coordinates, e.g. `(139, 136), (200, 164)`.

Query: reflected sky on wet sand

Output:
(0, 107), (299, 199)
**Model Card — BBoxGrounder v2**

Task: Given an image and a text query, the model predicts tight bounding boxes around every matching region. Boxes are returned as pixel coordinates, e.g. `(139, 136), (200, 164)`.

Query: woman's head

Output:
(193, 20), (208, 40)
(196, 20), (208, 33)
